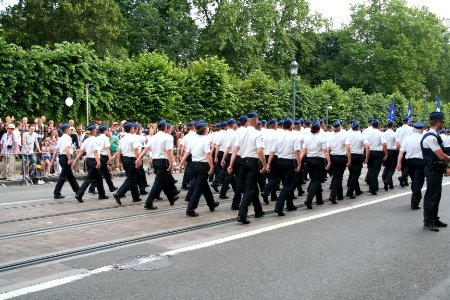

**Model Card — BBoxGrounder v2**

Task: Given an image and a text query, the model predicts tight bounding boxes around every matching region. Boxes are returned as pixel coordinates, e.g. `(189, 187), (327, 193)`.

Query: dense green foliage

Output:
(0, 0), (449, 126)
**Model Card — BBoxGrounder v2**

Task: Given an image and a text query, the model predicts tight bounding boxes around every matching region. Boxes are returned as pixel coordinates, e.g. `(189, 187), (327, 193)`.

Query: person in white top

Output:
(21, 124), (41, 178)
(179, 121), (196, 190)
(395, 116), (414, 187)
(381, 121), (398, 191)
(266, 118), (301, 215)
(140, 120), (178, 209)
(52, 124), (80, 199)
(300, 119), (331, 209)
(73, 125), (107, 203)
(442, 129), (450, 155)
(365, 120), (387, 195)
(96, 125), (117, 192)
(327, 120), (351, 203)
(218, 118), (238, 199)
(396, 122), (426, 210)
(261, 118), (280, 203)
(292, 119), (306, 197)
(178, 121), (219, 217)
(228, 112), (266, 224)
(113, 122), (142, 205)
(230, 116), (248, 210)
(211, 122), (227, 190)
(346, 121), (370, 199)
(420, 112), (450, 232)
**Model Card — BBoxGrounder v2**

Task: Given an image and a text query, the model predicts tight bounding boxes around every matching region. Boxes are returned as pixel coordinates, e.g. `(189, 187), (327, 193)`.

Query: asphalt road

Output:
(4, 179), (450, 300)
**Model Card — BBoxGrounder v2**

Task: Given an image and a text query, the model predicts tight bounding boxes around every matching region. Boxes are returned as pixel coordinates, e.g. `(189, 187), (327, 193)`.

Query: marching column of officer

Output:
(396, 122), (426, 210)
(420, 112), (450, 232)
(266, 118), (301, 215)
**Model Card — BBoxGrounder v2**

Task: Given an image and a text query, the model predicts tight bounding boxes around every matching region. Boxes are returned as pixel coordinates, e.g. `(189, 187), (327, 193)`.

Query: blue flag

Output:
(407, 100), (412, 123)
(388, 99), (396, 122)
(436, 95), (441, 112)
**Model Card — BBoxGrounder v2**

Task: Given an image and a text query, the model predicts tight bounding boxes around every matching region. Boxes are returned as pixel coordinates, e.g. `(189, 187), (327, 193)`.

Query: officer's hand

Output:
(135, 160), (142, 168)
(325, 163), (331, 171)
(68, 159), (72, 165)
(260, 167), (267, 174)
(266, 165), (271, 173)
(364, 159), (368, 164)
(117, 162), (122, 169)
(221, 160), (226, 168)
(295, 165), (301, 173)
(383, 155), (388, 161)
(446, 168), (450, 176)
(214, 157), (218, 163)
(346, 161), (351, 168)
(208, 167), (214, 175)
(396, 164), (401, 172)
(227, 166), (233, 174)
(96, 162), (101, 169)
(167, 164), (173, 172)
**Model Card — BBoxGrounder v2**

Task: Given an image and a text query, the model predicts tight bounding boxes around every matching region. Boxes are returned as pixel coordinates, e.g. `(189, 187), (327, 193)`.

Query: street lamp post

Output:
(422, 89), (428, 121)
(325, 106), (332, 126)
(85, 84), (94, 127)
(290, 60), (298, 120)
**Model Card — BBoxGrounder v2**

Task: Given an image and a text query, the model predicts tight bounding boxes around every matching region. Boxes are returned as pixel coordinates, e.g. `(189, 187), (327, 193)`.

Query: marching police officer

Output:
(327, 120), (351, 203)
(261, 118), (278, 204)
(219, 118), (238, 199)
(228, 112), (266, 224)
(180, 121), (196, 190)
(178, 121), (219, 217)
(420, 112), (450, 232)
(52, 123), (80, 199)
(396, 122), (426, 210)
(266, 118), (301, 215)
(396, 116), (413, 186)
(230, 116), (248, 211)
(73, 125), (108, 203)
(97, 125), (117, 192)
(365, 120), (387, 195)
(381, 121), (397, 191)
(113, 122), (142, 205)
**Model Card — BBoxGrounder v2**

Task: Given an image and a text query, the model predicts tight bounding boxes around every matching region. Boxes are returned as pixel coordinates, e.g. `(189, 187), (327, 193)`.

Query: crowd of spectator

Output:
(0, 115), (189, 181)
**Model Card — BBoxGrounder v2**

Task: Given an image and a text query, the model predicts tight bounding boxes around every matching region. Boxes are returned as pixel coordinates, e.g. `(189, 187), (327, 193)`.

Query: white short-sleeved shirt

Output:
(180, 131), (196, 149)
(147, 131), (173, 159)
(302, 133), (327, 158)
(119, 133), (140, 157)
(348, 130), (369, 155)
(327, 131), (350, 156)
(271, 130), (301, 159)
(81, 136), (100, 159)
(421, 129), (443, 152)
(400, 132), (423, 159)
(57, 134), (73, 155)
(365, 128), (386, 151)
(383, 129), (397, 150)
(214, 130), (226, 151)
(442, 135), (450, 147)
(186, 134), (211, 162)
(263, 128), (277, 155)
(220, 128), (237, 151)
(395, 124), (413, 145)
(362, 126), (373, 136)
(234, 126), (247, 156)
(234, 126), (264, 159)
(97, 134), (111, 155)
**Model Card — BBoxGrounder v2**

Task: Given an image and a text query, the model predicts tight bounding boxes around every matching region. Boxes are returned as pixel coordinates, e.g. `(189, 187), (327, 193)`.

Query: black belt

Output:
(192, 161), (208, 165)
(278, 158), (294, 161)
(242, 157), (258, 161)
(153, 158), (168, 161)
(330, 154), (346, 157)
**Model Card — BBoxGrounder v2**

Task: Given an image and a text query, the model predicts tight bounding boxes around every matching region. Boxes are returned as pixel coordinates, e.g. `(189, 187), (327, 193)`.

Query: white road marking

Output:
(1, 181), (449, 299)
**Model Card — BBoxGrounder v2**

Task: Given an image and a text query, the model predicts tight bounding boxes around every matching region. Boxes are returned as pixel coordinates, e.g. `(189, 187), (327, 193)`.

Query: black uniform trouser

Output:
(100, 155), (115, 191)
(238, 157), (263, 218)
(263, 155), (279, 198)
(423, 166), (443, 225)
(400, 155), (409, 184)
(137, 164), (147, 192)
(407, 158), (425, 208)
(182, 154), (193, 187)
(347, 154), (363, 196)
(54, 154), (79, 196)
(367, 151), (383, 192)
(329, 155), (347, 200)
(186, 162), (216, 214)
(382, 149), (397, 187)
(305, 157), (324, 205)
(146, 159), (176, 206)
(77, 158), (106, 198)
(275, 158), (295, 210)
(293, 159), (304, 195)
(219, 155), (236, 197)
(116, 156), (140, 200)
(231, 156), (243, 208)
(212, 151), (224, 186)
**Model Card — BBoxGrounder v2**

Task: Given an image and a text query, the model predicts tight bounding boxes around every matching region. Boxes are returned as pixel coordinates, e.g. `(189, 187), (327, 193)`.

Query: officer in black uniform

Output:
(420, 112), (450, 232)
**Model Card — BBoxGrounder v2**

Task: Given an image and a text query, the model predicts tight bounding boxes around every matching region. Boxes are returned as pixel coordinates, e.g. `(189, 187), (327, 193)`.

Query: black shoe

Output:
(219, 195), (229, 199)
(140, 191), (148, 195)
(156, 196), (163, 200)
(304, 202), (313, 209)
(98, 195), (109, 200)
(254, 211), (265, 218)
(329, 198), (337, 204)
(75, 195), (84, 203)
(355, 191), (365, 196)
(404, 182), (409, 187)
(181, 185), (189, 190)
(261, 193), (269, 204)
(423, 224), (439, 232)
(237, 216), (250, 224)
(384, 182), (389, 191)
(298, 190), (305, 196)
(212, 185), (219, 193)
(369, 190), (377, 195)
(411, 206), (421, 210)
(274, 208), (285, 216)
(186, 211), (199, 217)
(145, 205), (157, 210)
(54, 194), (65, 199)
(113, 194), (122, 205)
(316, 201), (324, 205)
(174, 190), (181, 196)
(337, 196), (344, 201)
(286, 206), (297, 211)
(110, 187), (118, 192)
(210, 201), (220, 212)
(398, 177), (405, 187)
(231, 205), (240, 210)
(169, 195), (179, 206)
(389, 185), (394, 189)
(435, 220), (447, 228)
(88, 190), (97, 194)
(132, 198), (142, 202)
